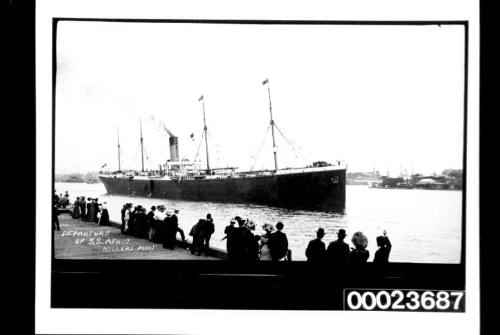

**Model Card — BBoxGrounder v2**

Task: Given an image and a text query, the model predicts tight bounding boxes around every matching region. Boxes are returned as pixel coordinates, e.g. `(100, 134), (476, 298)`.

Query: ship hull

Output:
(99, 168), (346, 211)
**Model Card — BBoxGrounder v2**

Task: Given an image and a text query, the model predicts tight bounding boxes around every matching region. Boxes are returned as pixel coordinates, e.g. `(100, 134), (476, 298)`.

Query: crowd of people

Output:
(305, 228), (392, 264)
(52, 191), (111, 230)
(117, 202), (291, 260)
(120, 203), (186, 250)
(71, 196), (110, 226)
(53, 192), (391, 264)
(222, 218), (290, 262)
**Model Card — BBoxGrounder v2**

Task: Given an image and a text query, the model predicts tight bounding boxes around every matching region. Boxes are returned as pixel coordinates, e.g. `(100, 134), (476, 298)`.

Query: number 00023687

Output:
(344, 289), (465, 312)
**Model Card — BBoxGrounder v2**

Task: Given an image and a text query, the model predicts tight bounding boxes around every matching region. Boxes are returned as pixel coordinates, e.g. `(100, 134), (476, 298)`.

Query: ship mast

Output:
(140, 118), (145, 172)
(199, 95), (210, 171)
(117, 127), (121, 171)
(262, 78), (278, 171)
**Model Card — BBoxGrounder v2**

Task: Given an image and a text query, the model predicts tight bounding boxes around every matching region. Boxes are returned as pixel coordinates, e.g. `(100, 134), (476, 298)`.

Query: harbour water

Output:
(55, 182), (462, 263)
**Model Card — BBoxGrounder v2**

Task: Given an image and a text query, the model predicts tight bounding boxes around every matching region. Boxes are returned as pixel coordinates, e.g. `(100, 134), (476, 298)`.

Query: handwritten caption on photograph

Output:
(60, 230), (156, 252)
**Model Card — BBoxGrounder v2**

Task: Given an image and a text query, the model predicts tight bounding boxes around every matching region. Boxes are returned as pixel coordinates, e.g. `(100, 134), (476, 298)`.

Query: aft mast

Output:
(140, 118), (145, 172)
(199, 95), (210, 171)
(117, 127), (121, 172)
(262, 78), (278, 171)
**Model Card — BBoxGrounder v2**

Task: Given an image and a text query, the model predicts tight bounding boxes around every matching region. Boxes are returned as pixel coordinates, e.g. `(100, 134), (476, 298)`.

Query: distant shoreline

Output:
(55, 172), (100, 184)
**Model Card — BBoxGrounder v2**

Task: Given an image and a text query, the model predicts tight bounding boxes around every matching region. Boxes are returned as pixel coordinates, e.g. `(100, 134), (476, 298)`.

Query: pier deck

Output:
(54, 214), (220, 260)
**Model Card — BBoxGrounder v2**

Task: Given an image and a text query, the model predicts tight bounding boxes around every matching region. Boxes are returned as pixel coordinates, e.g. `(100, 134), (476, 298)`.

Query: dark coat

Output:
(92, 202), (100, 223)
(163, 216), (178, 248)
(189, 221), (205, 255)
(305, 238), (326, 263)
(374, 237), (392, 264)
(230, 226), (248, 261)
(80, 200), (86, 220)
(223, 225), (236, 254)
(72, 200), (81, 219)
(326, 239), (350, 265)
(203, 219), (215, 237)
(269, 230), (288, 261)
(171, 214), (178, 226)
(86, 202), (92, 221)
(245, 230), (260, 262)
(98, 209), (110, 226)
(146, 211), (155, 229)
(349, 248), (370, 264)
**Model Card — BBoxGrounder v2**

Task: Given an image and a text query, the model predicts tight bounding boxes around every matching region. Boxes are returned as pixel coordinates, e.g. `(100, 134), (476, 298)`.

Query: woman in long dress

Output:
(92, 198), (100, 223)
(86, 198), (93, 221)
(259, 223), (275, 261)
(71, 197), (81, 219)
(98, 202), (110, 226)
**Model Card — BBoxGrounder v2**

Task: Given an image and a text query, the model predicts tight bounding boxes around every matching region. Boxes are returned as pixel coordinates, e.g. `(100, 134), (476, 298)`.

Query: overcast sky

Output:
(55, 21), (465, 176)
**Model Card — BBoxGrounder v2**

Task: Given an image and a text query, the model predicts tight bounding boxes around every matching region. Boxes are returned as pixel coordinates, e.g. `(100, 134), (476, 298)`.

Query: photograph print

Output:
(51, 19), (467, 310)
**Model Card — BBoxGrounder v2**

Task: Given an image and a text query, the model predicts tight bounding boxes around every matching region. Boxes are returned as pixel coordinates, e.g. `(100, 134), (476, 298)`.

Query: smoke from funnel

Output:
(149, 115), (175, 137)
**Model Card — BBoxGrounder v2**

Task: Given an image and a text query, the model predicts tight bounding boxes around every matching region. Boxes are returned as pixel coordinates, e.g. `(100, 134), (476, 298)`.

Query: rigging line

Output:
(251, 124), (272, 171)
(193, 129), (205, 162)
(206, 130), (225, 163)
(142, 143), (152, 163)
(273, 124), (309, 163)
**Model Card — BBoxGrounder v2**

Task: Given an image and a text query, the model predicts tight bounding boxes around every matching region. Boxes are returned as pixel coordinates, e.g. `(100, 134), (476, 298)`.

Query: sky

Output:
(55, 21), (465, 176)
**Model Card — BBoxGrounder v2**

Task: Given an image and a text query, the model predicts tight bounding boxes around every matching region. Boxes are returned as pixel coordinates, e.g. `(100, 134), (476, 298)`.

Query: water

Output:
(55, 182), (462, 263)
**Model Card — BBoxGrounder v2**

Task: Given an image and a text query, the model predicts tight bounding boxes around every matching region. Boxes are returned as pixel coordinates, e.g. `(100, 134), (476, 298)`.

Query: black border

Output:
(51, 19), (468, 310)
(5, 0), (36, 333)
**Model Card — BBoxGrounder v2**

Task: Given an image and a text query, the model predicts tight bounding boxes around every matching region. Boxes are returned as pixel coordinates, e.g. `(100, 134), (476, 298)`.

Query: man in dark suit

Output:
(202, 214), (215, 254)
(146, 206), (156, 241)
(80, 197), (87, 221)
(172, 209), (185, 243)
(52, 204), (60, 231)
(222, 218), (236, 260)
(326, 229), (350, 265)
(269, 221), (288, 262)
(305, 228), (326, 263)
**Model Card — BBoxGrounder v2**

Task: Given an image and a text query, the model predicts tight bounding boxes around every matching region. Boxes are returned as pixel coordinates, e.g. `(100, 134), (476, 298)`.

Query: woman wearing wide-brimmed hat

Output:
(349, 231), (370, 264)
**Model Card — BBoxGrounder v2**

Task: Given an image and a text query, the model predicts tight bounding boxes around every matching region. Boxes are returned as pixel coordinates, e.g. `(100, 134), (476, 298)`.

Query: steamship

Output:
(98, 80), (346, 211)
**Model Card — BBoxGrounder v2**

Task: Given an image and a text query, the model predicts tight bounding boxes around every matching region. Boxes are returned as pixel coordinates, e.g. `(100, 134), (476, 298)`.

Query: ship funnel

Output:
(169, 136), (179, 162)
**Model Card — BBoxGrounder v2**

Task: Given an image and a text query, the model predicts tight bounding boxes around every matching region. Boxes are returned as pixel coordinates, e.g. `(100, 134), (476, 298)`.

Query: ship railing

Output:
(274, 165), (345, 175)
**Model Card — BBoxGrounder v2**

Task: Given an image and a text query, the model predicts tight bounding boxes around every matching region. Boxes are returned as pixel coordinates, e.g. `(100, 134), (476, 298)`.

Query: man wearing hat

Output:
(202, 214), (215, 254)
(326, 228), (350, 265)
(171, 209), (186, 244)
(230, 217), (248, 261)
(146, 206), (157, 241)
(222, 218), (237, 260)
(162, 210), (175, 249)
(305, 228), (326, 263)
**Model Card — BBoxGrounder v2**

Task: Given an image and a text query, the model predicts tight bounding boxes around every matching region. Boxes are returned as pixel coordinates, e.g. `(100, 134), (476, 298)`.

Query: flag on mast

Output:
(198, 95), (204, 101)
(101, 163), (107, 168)
(262, 78), (268, 85)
